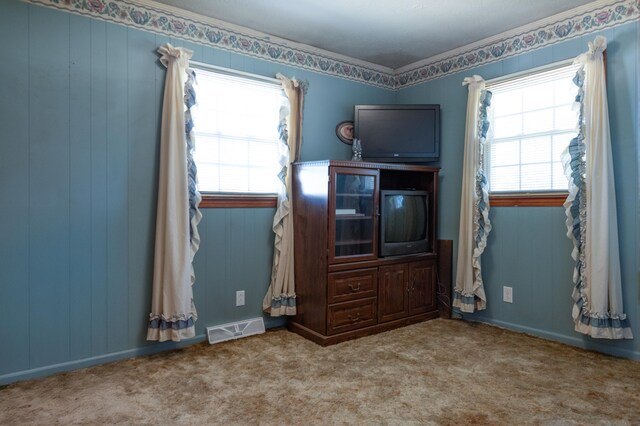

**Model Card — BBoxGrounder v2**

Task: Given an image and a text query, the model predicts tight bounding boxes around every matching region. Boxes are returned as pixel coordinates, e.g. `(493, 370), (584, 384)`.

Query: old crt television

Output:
(354, 104), (440, 163)
(379, 190), (430, 257)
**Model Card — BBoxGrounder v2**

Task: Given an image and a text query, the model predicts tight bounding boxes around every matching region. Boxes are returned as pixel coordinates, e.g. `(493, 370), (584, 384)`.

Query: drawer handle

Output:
(348, 282), (361, 292)
(348, 313), (361, 323)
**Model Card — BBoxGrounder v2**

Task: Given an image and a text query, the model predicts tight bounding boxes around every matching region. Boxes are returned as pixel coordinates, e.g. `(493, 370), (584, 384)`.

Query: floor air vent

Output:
(206, 318), (265, 345)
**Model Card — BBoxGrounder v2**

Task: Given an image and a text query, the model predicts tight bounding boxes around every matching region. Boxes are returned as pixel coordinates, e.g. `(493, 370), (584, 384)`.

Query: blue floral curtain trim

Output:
(474, 89), (492, 254)
(185, 69), (202, 246)
(562, 67), (632, 337)
(149, 316), (196, 331)
(276, 91), (290, 191)
(453, 292), (483, 312)
(270, 294), (297, 310)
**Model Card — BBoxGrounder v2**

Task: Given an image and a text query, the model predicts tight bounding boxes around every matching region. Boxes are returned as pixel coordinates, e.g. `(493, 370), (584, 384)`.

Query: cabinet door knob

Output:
(348, 313), (361, 323)
(348, 282), (361, 292)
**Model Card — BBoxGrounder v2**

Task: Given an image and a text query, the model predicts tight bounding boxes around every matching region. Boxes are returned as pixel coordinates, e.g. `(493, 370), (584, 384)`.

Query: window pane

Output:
(217, 112), (249, 137)
(191, 67), (282, 194)
(521, 136), (551, 165)
(248, 140), (278, 164)
(486, 62), (578, 193)
(554, 78), (578, 105)
(192, 110), (220, 134)
(552, 133), (573, 159)
(523, 108), (553, 134)
(249, 167), (279, 193)
(489, 140), (519, 167)
(218, 165), (249, 193)
(490, 166), (520, 192)
(193, 135), (221, 164)
(551, 162), (567, 190)
(249, 115), (279, 138)
(218, 138), (249, 166)
(197, 164), (220, 193)
(492, 90), (522, 116)
(522, 82), (554, 111)
(493, 114), (522, 138)
(521, 163), (551, 190)
(554, 104), (577, 131)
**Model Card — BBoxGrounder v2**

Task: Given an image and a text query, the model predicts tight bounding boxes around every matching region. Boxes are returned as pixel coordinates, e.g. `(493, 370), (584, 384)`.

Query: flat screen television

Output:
(379, 190), (430, 257)
(354, 104), (440, 163)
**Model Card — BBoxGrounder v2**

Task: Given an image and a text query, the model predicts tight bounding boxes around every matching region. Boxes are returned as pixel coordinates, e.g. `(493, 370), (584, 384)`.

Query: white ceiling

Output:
(152, 0), (596, 69)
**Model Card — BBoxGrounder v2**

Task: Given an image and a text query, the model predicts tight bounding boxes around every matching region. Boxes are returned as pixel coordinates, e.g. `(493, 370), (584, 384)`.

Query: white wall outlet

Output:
(236, 290), (245, 307)
(503, 286), (513, 303)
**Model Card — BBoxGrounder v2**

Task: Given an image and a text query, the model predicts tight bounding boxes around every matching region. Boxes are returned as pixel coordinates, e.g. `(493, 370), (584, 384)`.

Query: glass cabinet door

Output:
(329, 167), (379, 263)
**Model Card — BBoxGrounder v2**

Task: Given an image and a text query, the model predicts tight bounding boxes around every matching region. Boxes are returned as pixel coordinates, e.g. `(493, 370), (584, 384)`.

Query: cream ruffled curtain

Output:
(562, 36), (632, 339)
(262, 74), (305, 316)
(147, 44), (202, 341)
(453, 75), (492, 313)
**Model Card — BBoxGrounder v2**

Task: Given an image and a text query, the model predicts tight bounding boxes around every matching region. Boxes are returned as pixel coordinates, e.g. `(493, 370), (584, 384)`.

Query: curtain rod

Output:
(189, 60), (281, 85)
(485, 58), (576, 87)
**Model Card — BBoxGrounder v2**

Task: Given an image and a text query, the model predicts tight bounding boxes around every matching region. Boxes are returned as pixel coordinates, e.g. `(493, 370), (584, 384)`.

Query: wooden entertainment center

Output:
(289, 160), (440, 345)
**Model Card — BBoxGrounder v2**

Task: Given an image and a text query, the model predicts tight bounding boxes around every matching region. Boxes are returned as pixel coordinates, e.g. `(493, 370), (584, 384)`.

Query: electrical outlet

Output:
(503, 286), (513, 303)
(236, 290), (245, 306)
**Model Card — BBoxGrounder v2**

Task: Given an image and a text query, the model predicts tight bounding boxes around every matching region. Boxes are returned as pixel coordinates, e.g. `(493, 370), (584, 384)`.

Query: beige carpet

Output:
(1, 318), (639, 425)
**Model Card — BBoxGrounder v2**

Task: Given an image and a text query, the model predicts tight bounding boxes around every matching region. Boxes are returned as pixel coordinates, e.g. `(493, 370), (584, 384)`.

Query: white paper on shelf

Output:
(336, 208), (356, 215)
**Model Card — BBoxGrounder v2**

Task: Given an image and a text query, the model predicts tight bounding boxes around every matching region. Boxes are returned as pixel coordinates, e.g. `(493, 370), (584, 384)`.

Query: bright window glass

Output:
(486, 63), (580, 193)
(191, 67), (282, 194)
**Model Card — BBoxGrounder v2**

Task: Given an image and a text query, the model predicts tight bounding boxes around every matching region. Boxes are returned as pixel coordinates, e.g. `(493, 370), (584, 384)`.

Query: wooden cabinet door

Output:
(408, 259), (437, 316)
(328, 167), (379, 264)
(378, 263), (409, 322)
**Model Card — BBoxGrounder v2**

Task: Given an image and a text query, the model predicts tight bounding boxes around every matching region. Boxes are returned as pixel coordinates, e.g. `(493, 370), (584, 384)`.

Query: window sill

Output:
(489, 193), (567, 207)
(199, 194), (277, 208)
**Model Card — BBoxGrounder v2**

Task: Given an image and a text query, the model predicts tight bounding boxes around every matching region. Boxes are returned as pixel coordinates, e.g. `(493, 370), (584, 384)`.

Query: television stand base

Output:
(288, 310), (439, 346)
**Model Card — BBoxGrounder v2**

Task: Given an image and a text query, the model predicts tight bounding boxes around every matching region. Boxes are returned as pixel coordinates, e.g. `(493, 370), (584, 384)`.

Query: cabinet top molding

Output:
(294, 160), (440, 173)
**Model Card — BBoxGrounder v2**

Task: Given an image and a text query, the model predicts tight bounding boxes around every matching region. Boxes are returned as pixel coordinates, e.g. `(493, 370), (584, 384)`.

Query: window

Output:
(191, 66), (283, 207)
(485, 62), (580, 205)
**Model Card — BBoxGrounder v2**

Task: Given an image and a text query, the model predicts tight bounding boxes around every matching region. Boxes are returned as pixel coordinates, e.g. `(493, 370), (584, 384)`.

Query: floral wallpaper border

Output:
(22, 0), (396, 88)
(21, 0), (640, 90)
(395, 0), (640, 88)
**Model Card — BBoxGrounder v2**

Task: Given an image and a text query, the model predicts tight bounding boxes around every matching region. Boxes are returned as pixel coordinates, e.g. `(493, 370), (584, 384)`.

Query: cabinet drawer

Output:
(327, 298), (377, 335)
(328, 268), (377, 303)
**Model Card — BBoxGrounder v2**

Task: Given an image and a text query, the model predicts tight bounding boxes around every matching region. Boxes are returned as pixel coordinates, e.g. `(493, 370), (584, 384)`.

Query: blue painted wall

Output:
(0, 0), (394, 384)
(398, 22), (639, 359)
(1, 0), (637, 385)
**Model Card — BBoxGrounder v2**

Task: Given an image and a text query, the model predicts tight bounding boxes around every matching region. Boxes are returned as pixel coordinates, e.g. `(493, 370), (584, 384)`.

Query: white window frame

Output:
(190, 62), (283, 207)
(485, 61), (580, 206)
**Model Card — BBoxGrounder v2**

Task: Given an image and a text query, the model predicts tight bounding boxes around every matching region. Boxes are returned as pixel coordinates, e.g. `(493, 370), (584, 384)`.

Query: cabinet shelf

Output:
(335, 215), (372, 220)
(336, 193), (373, 198)
(335, 239), (373, 246)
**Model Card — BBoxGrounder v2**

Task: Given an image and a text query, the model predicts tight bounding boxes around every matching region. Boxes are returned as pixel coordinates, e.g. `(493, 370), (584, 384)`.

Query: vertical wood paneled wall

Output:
(0, 0), (395, 383)
(397, 22), (639, 359)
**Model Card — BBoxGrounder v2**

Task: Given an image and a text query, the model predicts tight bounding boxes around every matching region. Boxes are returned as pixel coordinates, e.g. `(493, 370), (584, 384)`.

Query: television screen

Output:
(384, 194), (427, 242)
(380, 190), (430, 257)
(354, 104), (440, 162)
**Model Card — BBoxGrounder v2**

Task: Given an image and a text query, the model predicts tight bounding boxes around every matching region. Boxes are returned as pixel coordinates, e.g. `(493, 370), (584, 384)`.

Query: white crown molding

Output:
(19, 0), (640, 90)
